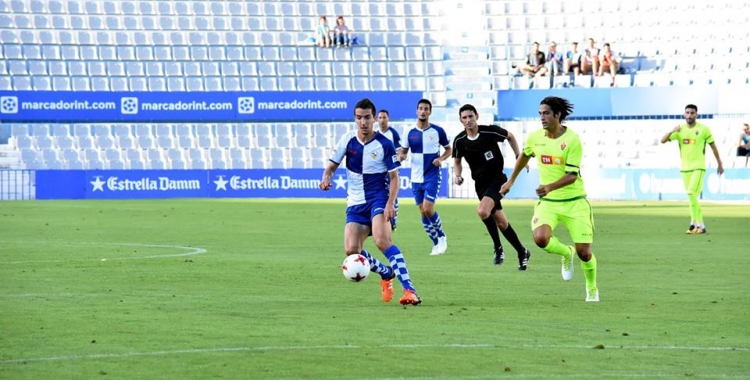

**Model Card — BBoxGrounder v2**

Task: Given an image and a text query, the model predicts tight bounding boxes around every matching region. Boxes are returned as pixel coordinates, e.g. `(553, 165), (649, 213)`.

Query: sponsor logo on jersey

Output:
(484, 151), (494, 160)
(540, 155), (565, 165)
(682, 139), (696, 145)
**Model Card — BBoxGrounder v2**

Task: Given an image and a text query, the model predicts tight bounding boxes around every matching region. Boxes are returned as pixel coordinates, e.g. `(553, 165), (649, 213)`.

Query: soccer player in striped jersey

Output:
(452, 104), (532, 269)
(660, 104), (724, 234)
(501, 96), (599, 302)
(376, 109), (401, 231)
(319, 98), (421, 305)
(399, 99), (452, 256)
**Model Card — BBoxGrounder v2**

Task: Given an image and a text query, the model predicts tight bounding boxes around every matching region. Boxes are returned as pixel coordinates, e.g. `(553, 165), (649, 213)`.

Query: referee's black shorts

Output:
(475, 176), (507, 211)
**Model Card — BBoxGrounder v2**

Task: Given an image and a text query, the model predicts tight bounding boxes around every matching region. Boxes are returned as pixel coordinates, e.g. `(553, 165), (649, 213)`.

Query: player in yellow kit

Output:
(660, 104), (724, 234)
(500, 96), (598, 302)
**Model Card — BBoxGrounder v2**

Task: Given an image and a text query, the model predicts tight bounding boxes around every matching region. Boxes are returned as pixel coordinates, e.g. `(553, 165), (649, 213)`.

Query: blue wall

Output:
(496, 85), (750, 120)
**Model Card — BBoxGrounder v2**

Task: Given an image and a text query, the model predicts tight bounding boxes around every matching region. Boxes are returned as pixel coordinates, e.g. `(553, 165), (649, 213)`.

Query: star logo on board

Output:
(91, 176), (105, 192)
(214, 175), (229, 191)
(333, 175), (347, 190)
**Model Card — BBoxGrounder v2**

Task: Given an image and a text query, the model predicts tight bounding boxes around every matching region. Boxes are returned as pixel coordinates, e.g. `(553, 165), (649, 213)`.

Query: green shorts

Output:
(531, 197), (594, 244)
(680, 170), (705, 196)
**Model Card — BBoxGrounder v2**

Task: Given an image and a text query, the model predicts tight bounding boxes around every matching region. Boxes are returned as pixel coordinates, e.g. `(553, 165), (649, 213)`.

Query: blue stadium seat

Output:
(352, 77), (369, 91)
(55, 136), (75, 150)
(13, 77), (32, 91)
(293, 77), (311, 91)
(241, 77), (259, 91)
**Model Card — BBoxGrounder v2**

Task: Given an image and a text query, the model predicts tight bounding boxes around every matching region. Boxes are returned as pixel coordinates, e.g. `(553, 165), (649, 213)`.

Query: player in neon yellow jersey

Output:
(500, 96), (598, 302)
(660, 104), (724, 234)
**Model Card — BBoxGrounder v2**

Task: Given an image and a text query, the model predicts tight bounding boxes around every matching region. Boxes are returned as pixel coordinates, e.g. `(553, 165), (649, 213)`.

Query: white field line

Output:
(1, 342), (748, 365)
(0, 242), (207, 264)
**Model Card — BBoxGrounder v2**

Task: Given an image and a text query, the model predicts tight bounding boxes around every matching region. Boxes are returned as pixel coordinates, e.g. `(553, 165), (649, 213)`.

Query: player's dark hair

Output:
(354, 98), (376, 117)
(685, 104), (698, 112)
(378, 109), (389, 116)
(540, 96), (574, 122)
(417, 98), (432, 111)
(458, 104), (478, 117)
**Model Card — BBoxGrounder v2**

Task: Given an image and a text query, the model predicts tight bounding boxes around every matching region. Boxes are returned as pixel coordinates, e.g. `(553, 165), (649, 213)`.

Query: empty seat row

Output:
(3, 73), (445, 92)
(4, 58), (444, 78)
(1, 44), (442, 62)
(19, 145), (333, 170)
(3, 1), (441, 18)
(12, 122), (412, 140)
(0, 29), (442, 47)
(0, 13), (442, 32)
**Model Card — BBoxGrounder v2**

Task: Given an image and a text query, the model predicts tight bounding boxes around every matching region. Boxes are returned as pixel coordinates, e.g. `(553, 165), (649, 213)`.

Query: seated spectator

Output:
(738, 123), (750, 166)
(546, 42), (564, 76)
(598, 43), (620, 86)
(581, 38), (599, 75)
(564, 42), (582, 75)
(517, 42), (547, 77)
(316, 16), (332, 48)
(333, 16), (351, 48)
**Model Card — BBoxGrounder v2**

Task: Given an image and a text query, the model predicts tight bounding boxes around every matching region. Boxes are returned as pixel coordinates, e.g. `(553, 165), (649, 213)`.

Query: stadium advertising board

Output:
(0, 91), (422, 123)
(35, 168), (450, 200)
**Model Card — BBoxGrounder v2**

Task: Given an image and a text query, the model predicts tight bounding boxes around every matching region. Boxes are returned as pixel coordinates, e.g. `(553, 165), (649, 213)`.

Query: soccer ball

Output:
(342, 254), (370, 282)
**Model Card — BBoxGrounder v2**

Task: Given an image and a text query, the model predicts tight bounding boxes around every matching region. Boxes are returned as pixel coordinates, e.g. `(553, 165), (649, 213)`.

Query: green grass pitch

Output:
(0, 199), (748, 379)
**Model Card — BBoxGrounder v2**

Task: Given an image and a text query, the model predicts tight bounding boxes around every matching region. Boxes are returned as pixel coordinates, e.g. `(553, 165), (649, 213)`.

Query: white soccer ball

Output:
(342, 254), (370, 282)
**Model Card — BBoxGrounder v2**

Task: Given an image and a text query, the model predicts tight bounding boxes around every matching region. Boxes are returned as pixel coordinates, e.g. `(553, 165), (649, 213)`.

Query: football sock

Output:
(383, 245), (416, 292)
(482, 216), (503, 249)
(421, 216), (439, 245)
(500, 224), (526, 255)
(543, 236), (572, 258)
(688, 193), (702, 226)
(359, 250), (393, 280)
(428, 212), (446, 238)
(580, 253), (597, 290)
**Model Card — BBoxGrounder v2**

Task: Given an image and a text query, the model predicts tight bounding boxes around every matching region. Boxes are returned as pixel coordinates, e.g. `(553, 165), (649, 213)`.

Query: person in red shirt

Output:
(598, 43), (620, 86)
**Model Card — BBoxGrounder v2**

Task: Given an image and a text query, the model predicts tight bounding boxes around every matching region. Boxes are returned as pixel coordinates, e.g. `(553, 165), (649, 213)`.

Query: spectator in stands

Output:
(659, 104), (724, 235)
(581, 38), (599, 75)
(546, 42), (564, 76)
(333, 16), (351, 48)
(316, 16), (332, 48)
(598, 43), (620, 86)
(737, 123), (750, 166)
(517, 42), (547, 77)
(564, 42), (583, 75)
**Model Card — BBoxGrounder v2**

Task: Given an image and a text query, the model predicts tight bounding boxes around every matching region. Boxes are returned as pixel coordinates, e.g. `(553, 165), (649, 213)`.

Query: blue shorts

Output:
(346, 198), (388, 228)
(412, 180), (441, 205)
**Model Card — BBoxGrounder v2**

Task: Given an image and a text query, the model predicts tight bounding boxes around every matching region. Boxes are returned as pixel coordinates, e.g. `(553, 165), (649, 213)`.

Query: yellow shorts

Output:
(531, 198), (594, 244)
(680, 170), (705, 196)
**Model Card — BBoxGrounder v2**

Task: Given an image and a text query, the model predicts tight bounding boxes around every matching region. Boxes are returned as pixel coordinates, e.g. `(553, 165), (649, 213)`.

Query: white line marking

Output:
(1, 343), (747, 365)
(0, 242), (206, 264)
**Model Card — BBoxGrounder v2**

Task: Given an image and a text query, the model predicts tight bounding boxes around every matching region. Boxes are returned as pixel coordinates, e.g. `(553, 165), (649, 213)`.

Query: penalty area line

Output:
(0, 242), (207, 264)
(1, 343), (748, 365)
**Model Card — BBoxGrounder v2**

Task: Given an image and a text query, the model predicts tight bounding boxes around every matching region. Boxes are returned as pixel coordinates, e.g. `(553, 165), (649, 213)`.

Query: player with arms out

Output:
(399, 99), (453, 256)
(319, 98), (421, 305)
(376, 109), (401, 231)
(452, 104), (532, 269)
(500, 96), (599, 302)
(660, 104), (724, 234)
